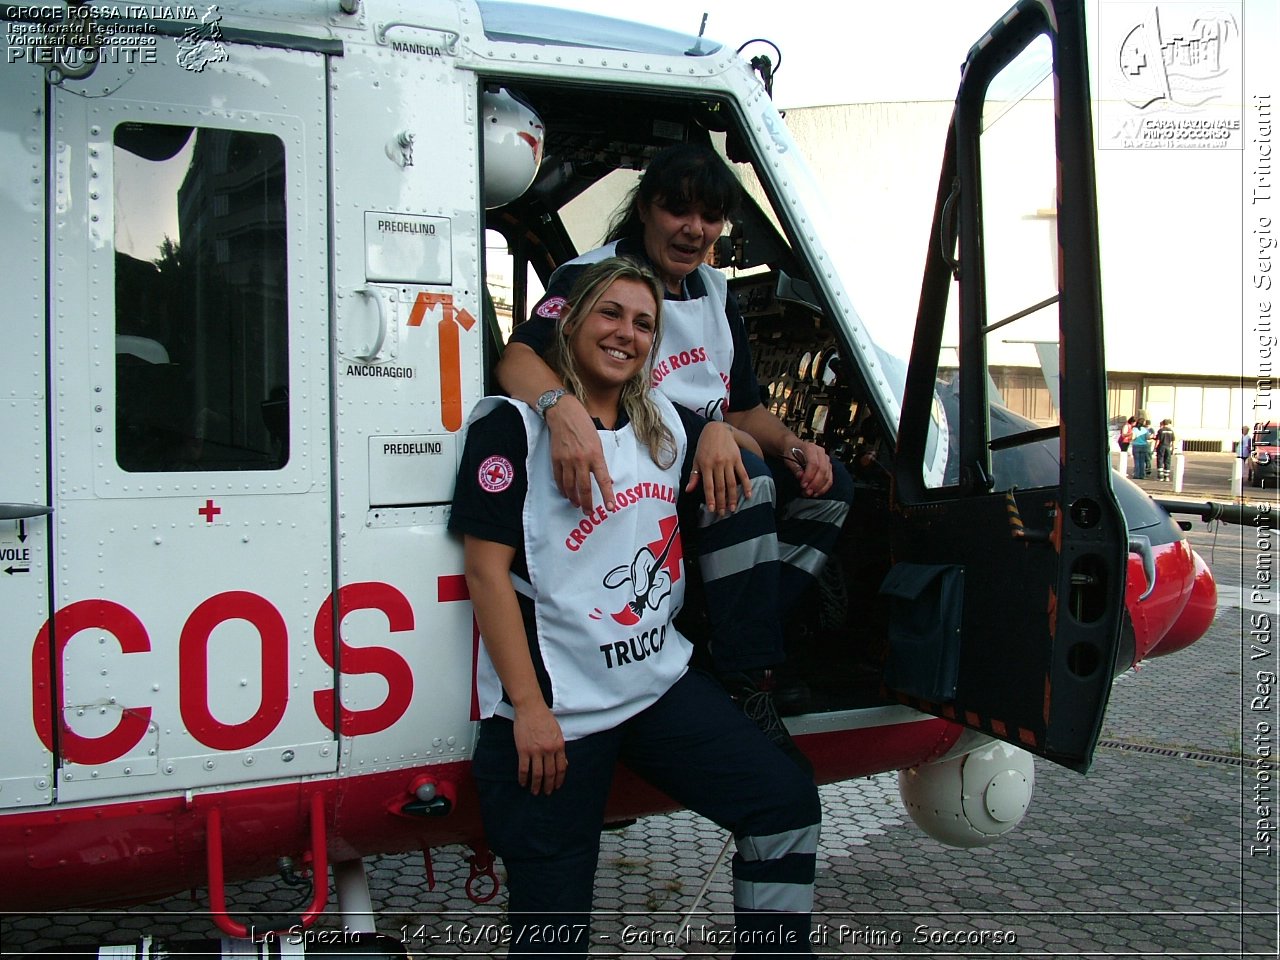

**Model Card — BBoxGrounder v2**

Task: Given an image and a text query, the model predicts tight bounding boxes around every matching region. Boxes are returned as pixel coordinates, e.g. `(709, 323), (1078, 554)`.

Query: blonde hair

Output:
(549, 257), (676, 468)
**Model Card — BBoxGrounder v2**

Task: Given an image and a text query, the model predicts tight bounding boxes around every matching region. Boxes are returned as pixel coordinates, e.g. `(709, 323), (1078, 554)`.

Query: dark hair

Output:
(604, 143), (741, 244)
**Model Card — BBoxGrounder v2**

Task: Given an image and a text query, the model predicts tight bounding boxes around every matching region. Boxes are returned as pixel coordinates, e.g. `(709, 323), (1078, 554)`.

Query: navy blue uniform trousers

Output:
(693, 451), (853, 673)
(472, 669), (822, 957)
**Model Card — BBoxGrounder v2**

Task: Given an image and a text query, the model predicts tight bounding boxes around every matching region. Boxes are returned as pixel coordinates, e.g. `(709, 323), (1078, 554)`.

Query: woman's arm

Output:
(463, 535), (567, 795)
(495, 342), (615, 514)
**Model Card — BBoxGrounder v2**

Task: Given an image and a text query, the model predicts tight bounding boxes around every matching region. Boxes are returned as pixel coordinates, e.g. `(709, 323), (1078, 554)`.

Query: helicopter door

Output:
(45, 40), (336, 803)
(0, 50), (54, 810)
(890, 0), (1126, 772)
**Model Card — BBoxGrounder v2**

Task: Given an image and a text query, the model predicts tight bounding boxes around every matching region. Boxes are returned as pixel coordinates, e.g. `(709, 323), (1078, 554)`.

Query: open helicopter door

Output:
(889, 0), (1126, 773)
(42, 34), (337, 803)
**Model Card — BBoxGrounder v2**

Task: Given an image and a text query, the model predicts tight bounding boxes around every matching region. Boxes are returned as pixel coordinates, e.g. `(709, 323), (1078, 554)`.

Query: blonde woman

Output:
(450, 257), (820, 956)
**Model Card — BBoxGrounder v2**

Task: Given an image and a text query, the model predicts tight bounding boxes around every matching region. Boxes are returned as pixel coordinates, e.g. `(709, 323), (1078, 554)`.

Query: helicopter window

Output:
(925, 35), (1061, 492)
(113, 123), (290, 473)
(977, 35), (1061, 490)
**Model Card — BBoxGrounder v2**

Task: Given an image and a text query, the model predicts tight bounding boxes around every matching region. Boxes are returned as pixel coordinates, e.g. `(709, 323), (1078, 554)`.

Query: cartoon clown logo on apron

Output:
(602, 516), (682, 626)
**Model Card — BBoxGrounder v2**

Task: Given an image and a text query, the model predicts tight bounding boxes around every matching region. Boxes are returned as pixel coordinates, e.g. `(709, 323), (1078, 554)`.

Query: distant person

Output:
(1240, 425), (1253, 463)
(1118, 416), (1135, 454)
(1117, 416), (1136, 477)
(1130, 419), (1153, 480)
(1154, 419), (1176, 481)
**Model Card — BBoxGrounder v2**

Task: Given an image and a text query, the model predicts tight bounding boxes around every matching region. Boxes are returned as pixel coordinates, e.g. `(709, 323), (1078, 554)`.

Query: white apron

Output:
(466, 394), (694, 740)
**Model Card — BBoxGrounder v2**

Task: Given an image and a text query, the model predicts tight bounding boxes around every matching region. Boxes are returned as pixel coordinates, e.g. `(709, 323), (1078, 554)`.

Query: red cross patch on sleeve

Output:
(478, 455), (515, 493)
(536, 296), (568, 320)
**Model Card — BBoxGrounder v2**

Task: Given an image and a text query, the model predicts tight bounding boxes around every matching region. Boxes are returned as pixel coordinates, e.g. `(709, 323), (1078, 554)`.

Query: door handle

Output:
(356, 286), (389, 362)
(0, 503), (53, 520)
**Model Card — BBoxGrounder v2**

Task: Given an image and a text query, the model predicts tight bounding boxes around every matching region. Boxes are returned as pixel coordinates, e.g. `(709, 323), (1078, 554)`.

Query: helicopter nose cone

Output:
(1147, 550), (1217, 658)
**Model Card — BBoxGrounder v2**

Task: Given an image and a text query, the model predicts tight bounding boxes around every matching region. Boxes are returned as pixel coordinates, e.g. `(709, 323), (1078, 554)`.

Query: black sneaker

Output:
(721, 670), (814, 777)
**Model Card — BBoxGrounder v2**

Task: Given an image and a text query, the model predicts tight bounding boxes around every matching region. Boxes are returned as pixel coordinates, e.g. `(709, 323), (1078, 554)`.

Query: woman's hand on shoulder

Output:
(687, 421), (751, 516)
(546, 395), (615, 513)
(513, 702), (567, 795)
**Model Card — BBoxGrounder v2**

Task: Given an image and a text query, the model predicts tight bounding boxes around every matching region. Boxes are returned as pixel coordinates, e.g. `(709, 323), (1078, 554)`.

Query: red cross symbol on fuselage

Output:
(198, 499), (221, 524)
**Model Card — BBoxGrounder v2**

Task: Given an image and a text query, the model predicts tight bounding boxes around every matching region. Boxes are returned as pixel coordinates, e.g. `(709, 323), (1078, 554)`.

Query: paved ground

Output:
(1113, 450), (1266, 503)
(4, 467), (1277, 957)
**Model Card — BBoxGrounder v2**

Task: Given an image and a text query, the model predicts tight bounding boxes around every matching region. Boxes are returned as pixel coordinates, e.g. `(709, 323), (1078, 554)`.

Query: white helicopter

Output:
(0, 0), (1225, 954)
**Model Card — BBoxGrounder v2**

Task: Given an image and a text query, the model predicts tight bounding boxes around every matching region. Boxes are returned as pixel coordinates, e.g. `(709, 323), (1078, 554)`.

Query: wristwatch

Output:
(536, 388), (567, 419)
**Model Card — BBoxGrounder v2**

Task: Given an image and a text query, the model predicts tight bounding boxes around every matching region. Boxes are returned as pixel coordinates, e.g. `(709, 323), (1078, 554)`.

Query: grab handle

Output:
(356, 286), (389, 362)
(207, 791), (329, 939)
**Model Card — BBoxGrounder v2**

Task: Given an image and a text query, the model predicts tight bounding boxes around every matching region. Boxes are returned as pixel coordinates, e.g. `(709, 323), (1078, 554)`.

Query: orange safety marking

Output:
(408, 292), (477, 331)
(1005, 490), (1025, 539)
(439, 316), (463, 432)
(405, 290), (475, 433)
(408, 291), (454, 327)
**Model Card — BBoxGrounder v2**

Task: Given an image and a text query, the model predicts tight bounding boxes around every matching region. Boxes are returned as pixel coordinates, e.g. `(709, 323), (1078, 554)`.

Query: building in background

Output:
(780, 96), (1254, 452)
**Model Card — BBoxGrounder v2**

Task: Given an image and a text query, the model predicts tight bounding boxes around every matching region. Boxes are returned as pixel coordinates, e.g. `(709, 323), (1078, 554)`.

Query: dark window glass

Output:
(113, 123), (289, 472)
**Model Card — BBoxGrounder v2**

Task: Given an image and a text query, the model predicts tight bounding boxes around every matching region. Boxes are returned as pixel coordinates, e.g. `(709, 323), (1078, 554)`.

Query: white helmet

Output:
(482, 88), (545, 209)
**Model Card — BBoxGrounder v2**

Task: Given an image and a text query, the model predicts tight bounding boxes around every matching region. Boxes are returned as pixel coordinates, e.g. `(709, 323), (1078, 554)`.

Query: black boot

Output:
(721, 670), (813, 778)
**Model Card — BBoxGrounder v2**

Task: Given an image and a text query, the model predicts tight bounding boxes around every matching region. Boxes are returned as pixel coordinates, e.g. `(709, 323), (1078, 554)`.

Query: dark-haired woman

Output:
(496, 144), (853, 755)
(453, 257), (820, 956)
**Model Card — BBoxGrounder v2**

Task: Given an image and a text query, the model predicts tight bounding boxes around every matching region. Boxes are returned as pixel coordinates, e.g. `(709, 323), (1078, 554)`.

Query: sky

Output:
(520, 0), (1016, 108)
